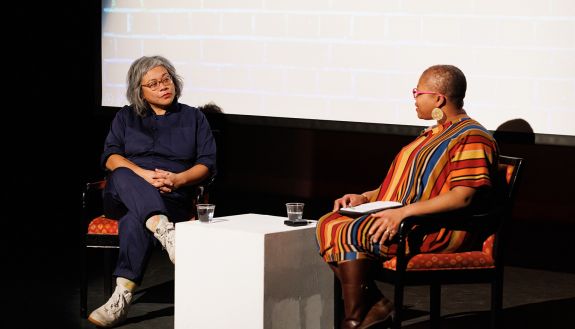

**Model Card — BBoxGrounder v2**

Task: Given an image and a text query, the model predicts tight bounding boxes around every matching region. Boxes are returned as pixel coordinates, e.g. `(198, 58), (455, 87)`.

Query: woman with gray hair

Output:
(88, 55), (216, 327)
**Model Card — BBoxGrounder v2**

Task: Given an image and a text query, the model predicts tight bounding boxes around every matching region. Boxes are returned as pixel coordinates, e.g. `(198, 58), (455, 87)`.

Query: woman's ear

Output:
(435, 94), (447, 107)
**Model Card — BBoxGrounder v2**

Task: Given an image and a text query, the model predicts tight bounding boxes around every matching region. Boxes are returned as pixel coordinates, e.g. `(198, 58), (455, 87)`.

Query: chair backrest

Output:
(491, 155), (523, 264)
(493, 155), (524, 228)
(497, 155), (523, 203)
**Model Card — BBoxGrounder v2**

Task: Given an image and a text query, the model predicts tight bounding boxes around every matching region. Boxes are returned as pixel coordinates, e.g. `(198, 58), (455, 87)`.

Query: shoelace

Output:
(164, 228), (175, 248)
(105, 290), (129, 315)
(156, 224), (175, 246)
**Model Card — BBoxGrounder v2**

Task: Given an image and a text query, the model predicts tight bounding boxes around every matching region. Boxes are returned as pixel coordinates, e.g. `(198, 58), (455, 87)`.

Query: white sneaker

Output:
(88, 285), (133, 328)
(154, 217), (175, 264)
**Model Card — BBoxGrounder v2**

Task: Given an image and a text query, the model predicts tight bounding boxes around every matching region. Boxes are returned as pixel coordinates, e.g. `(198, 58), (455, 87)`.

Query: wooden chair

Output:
(334, 155), (524, 329)
(79, 177), (213, 318)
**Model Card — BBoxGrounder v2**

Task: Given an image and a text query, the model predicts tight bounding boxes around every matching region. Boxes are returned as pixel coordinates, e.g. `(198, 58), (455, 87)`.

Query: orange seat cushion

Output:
(88, 216), (119, 235)
(383, 234), (495, 271)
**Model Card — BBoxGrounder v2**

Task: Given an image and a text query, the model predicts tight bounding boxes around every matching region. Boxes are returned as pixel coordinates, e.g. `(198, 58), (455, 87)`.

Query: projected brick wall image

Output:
(101, 0), (575, 136)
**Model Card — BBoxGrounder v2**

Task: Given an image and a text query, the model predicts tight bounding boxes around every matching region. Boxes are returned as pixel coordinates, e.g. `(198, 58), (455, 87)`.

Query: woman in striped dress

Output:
(316, 65), (499, 329)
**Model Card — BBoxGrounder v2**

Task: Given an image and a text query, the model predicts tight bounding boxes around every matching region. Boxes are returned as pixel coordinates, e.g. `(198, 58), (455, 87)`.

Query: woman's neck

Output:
(151, 106), (167, 116)
(438, 108), (467, 125)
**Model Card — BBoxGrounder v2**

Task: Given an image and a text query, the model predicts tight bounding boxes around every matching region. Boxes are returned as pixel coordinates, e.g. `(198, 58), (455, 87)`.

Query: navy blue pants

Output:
(103, 168), (193, 283)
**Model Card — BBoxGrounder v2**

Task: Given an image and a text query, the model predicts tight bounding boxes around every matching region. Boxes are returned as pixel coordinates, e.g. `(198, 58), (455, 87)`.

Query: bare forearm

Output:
(105, 154), (144, 176)
(401, 186), (476, 218)
(173, 164), (210, 189)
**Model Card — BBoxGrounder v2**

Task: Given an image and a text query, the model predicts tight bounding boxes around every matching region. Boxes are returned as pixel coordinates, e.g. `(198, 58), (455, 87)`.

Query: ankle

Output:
(116, 277), (137, 292)
(145, 215), (160, 232)
(146, 214), (169, 232)
(152, 216), (176, 264)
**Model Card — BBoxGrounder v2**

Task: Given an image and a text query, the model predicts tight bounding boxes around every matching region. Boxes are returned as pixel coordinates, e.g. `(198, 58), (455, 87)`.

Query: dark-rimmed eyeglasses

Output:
(142, 75), (173, 91)
(412, 88), (446, 99)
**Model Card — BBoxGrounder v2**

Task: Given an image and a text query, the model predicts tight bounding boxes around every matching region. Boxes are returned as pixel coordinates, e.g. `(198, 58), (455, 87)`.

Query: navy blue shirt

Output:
(101, 102), (217, 178)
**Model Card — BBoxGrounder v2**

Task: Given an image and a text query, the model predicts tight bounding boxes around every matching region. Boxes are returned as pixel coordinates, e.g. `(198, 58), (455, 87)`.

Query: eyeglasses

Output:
(142, 75), (173, 91)
(412, 88), (446, 99)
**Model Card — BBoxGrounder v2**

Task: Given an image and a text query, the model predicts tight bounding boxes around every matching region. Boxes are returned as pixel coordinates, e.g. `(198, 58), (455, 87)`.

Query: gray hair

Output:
(126, 55), (183, 116)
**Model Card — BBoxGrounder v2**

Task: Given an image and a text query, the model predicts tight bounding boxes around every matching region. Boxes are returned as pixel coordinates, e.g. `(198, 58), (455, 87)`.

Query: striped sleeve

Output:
(447, 132), (497, 190)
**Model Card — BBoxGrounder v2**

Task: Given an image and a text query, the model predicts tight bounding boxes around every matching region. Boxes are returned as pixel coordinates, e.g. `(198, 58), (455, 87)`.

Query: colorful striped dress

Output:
(316, 117), (499, 263)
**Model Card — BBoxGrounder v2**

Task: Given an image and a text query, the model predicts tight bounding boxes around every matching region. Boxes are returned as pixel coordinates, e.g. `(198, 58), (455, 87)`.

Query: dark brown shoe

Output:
(358, 295), (394, 329)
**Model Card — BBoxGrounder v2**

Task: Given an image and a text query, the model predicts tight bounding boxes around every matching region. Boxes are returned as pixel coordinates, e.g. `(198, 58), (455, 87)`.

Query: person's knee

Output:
(107, 167), (144, 192)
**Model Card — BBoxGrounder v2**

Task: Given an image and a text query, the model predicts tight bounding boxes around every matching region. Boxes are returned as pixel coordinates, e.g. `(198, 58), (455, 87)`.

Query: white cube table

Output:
(175, 213), (334, 329)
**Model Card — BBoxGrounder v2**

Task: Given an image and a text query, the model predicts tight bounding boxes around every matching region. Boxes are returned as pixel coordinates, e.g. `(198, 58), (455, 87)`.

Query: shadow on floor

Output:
(69, 249), (574, 329)
(403, 297), (575, 329)
(134, 280), (175, 305)
(121, 306), (174, 327)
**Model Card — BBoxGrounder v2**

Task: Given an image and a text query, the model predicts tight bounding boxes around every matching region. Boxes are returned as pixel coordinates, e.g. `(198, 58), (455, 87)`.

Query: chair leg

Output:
(392, 282), (404, 329)
(103, 248), (117, 295)
(491, 279), (503, 329)
(80, 247), (88, 318)
(430, 284), (441, 329)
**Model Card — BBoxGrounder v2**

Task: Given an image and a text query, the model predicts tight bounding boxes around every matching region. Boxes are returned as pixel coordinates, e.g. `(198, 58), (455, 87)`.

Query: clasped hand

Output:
(333, 193), (405, 244)
(142, 169), (179, 193)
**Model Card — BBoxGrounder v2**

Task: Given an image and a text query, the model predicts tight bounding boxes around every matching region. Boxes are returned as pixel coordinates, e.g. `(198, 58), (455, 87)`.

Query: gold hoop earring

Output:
(431, 108), (444, 121)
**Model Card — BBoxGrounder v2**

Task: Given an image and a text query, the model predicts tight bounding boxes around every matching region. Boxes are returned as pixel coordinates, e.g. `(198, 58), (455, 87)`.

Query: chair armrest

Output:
(85, 180), (106, 191)
(82, 180), (106, 206)
(397, 209), (501, 238)
(82, 180), (108, 235)
(393, 208), (503, 268)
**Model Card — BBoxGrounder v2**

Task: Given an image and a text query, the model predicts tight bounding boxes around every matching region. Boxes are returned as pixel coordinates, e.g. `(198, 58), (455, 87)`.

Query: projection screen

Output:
(101, 0), (575, 141)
